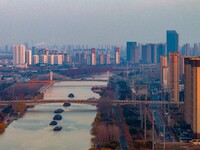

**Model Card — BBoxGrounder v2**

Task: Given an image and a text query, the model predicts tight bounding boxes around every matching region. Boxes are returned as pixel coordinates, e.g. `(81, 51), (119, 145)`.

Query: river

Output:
(0, 80), (107, 150)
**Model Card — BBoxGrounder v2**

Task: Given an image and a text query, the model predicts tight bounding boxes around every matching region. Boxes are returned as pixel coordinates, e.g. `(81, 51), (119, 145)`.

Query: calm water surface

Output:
(0, 81), (107, 150)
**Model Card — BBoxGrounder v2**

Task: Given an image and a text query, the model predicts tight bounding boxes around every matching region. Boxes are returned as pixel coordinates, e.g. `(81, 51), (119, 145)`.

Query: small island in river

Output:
(68, 93), (75, 98)
(53, 125), (62, 131)
(53, 114), (62, 120)
(63, 102), (71, 107)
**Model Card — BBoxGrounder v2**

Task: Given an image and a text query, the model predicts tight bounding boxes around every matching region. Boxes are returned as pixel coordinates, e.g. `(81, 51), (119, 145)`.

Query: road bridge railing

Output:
(0, 99), (184, 106)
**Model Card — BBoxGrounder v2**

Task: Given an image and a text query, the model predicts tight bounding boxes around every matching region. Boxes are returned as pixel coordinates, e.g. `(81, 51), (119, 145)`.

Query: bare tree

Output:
(97, 96), (112, 117)
(96, 123), (108, 147)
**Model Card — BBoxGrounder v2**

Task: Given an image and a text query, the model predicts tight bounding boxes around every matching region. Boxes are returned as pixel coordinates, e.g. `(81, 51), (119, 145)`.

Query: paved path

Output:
(113, 106), (129, 150)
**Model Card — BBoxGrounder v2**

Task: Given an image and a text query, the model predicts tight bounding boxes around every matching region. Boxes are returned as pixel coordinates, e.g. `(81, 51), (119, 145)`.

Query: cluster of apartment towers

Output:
(127, 31), (200, 138)
(13, 45), (120, 68)
(12, 30), (200, 137)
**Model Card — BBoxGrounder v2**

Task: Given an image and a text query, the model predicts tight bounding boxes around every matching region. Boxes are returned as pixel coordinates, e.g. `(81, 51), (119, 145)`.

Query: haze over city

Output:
(0, 0), (200, 46)
(2, 1), (200, 150)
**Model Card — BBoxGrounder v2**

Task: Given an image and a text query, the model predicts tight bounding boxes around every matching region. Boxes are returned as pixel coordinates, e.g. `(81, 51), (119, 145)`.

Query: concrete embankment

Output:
(39, 83), (54, 93)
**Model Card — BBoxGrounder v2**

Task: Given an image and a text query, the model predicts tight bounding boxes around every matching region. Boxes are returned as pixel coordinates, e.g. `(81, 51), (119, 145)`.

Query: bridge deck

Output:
(0, 99), (184, 106)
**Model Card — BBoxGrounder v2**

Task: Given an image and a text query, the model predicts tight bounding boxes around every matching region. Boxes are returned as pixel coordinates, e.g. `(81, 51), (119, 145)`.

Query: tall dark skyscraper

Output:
(126, 42), (137, 63)
(167, 30), (179, 58)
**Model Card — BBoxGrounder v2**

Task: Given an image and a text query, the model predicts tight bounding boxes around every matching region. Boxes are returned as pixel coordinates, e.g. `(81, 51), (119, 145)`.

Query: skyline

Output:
(0, 0), (200, 46)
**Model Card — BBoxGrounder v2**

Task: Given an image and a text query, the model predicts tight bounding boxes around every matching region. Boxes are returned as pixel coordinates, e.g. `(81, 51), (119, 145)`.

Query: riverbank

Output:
(0, 80), (100, 150)
(0, 81), (54, 132)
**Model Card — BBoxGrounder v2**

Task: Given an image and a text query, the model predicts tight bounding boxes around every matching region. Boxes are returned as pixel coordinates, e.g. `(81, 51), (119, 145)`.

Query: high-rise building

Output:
(32, 46), (36, 55)
(48, 55), (54, 65)
(39, 55), (48, 64)
(25, 50), (32, 65)
(99, 54), (105, 65)
(169, 52), (180, 102)
(38, 48), (48, 56)
(106, 54), (111, 65)
(75, 52), (82, 63)
(167, 30), (179, 58)
(142, 44), (151, 64)
(80, 53), (87, 64)
(86, 55), (91, 65)
(150, 44), (157, 64)
(91, 48), (96, 65)
(63, 53), (71, 65)
(181, 43), (191, 56)
(13, 44), (26, 67)
(54, 54), (63, 65)
(184, 57), (200, 138)
(33, 55), (39, 65)
(160, 56), (168, 91)
(115, 47), (120, 64)
(126, 42), (137, 63)
(157, 43), (166, 63)
(193, 43), (200, 56)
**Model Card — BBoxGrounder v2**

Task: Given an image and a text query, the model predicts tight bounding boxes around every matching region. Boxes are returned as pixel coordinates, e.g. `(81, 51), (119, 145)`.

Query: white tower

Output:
(13, 44), (25, 66)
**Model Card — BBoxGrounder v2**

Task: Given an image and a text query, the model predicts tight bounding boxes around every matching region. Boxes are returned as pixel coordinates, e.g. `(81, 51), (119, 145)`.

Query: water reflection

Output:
(0, 81), (106, 150)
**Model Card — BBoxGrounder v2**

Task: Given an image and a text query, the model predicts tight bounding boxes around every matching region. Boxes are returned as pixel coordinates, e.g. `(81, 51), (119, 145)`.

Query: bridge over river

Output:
(0, 99), (184, 106)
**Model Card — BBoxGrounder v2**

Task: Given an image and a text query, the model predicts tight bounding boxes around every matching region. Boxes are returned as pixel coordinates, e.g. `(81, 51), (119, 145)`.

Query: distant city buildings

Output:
(181, 43), (191, 56)
(2, 30), (200, 141)
(184, 57), (200, 138)
(4, 30), (199, 70)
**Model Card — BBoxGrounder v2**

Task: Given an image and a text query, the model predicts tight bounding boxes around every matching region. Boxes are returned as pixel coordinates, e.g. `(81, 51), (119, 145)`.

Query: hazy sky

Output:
(0, 0), (200, 47)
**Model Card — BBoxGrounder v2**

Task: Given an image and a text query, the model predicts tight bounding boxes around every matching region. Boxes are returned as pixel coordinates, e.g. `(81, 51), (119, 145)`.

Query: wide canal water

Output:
(0, 80), (107, 150)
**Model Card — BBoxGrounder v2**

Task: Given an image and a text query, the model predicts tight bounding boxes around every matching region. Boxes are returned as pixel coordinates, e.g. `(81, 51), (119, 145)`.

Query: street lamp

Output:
(151, 110), (155, 150)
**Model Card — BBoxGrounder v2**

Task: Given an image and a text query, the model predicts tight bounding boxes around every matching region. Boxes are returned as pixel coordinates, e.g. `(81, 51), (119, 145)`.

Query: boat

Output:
(53, 125), (62, 131)
(63, 102), (71, 107)
(54, 108), (64, 114)
(49, 120), (57, 126)
(68, 93), (75, 98)
(53, 114), (62, 120)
